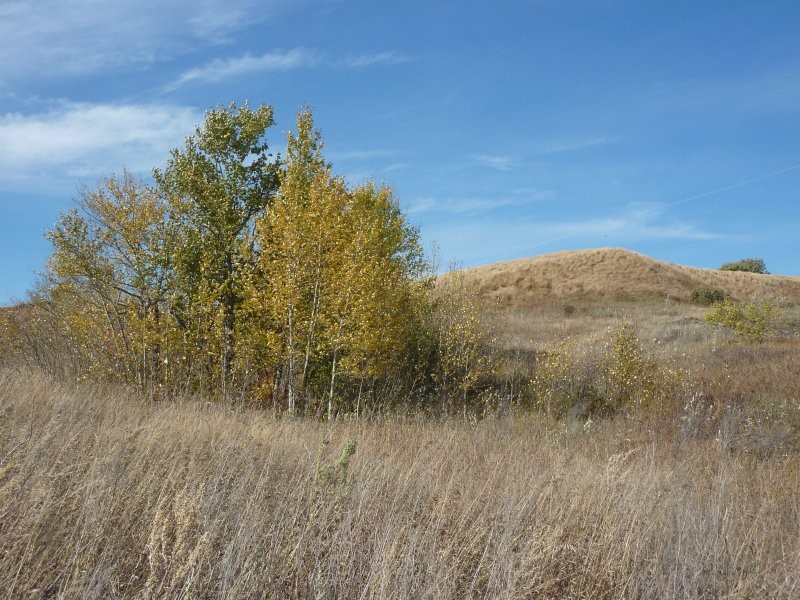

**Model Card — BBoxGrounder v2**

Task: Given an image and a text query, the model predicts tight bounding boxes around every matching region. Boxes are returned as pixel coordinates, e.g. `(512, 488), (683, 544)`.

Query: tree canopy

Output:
(44, 103), (436, 413)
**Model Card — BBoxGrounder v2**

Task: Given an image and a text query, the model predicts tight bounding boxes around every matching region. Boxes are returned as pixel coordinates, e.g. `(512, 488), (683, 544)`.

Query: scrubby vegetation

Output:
(1, 101), (800, 598)
(690, 285), (727, 305)
(704, 298), (778, 342)
(24, 104), (439, 415)
(530, 323), (681, 420)
(720, 257), (769, 274)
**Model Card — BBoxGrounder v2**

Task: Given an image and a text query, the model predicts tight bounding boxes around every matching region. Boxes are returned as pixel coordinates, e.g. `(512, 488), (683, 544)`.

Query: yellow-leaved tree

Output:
(45, 171), (169, 385)
(246, 109), (429, 416)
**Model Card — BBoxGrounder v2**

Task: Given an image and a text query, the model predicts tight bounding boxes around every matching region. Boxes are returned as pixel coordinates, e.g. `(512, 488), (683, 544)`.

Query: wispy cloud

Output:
(579, 69), (800, 131)
(383, 162), (410, 173)
(468, 138), (611, 171)
(166, 48), (320, 90)
(634, 68), (800, 117)
(167, 48), (414, 90)
(377, 90), (460, 120)
(427, 201), (721, 265)
(340, 51), (413, 68)
(327, 149), (399, 161)
(540, 201), (721, 244)
(0, 102), (201, 188)
(406, 197), (436, 214)
(0, 0), (272, 83)
(531, 136), (611, 155)
(532, 206), (720, 245)
(469, 154), (519, 171)
(408, 189), (554, 215)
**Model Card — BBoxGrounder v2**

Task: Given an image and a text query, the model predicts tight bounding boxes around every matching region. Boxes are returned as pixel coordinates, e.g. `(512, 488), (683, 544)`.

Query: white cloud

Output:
(532, 137), (611, 155)
(327, 149), (398, 161)
(0, 0), (273, 83)
(340, 51), (413, 69)
(635, 69), (800, 117)
(468, 138), (611, 171)
(168, 49), (414, 90)
(406, 197), (437, 214)
(383, 162), (410, 173)
(0, 102), (201, 187)
(544, 202), (720, 243)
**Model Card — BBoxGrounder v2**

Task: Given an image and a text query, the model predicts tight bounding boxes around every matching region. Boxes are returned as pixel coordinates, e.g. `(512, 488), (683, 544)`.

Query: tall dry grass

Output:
(1, 368), (798, 598)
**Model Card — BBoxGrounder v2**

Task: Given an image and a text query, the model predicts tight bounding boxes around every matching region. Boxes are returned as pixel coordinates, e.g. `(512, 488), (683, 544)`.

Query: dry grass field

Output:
(2, 248), (799, 598)
(1, 369), (798, 599)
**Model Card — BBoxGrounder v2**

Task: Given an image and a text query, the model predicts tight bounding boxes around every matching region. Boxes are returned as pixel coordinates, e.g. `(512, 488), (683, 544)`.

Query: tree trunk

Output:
(287, 302), (296, 414)
(328, 352), (337, 421)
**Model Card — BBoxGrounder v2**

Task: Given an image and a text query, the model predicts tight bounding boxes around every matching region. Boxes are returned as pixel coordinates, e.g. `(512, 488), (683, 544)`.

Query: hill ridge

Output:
(463, 248), (800, 306)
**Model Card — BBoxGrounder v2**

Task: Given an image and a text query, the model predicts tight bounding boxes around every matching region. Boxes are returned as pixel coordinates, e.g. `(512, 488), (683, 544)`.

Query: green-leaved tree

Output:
(154, 102), (280, 398)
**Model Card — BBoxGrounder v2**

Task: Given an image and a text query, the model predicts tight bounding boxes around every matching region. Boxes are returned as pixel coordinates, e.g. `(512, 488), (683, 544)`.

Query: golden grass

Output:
(462, 248), (800, 307)
(1, 368), (799, 598)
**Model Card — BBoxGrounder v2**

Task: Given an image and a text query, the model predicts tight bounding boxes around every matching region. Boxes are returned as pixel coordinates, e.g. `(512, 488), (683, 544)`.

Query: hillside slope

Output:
(464, 248), (800, 306)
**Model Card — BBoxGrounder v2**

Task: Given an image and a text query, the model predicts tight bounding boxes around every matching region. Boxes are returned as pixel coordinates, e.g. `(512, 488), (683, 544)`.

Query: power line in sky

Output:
(662, 162), (800, 211)
(530, 161), (800, 249)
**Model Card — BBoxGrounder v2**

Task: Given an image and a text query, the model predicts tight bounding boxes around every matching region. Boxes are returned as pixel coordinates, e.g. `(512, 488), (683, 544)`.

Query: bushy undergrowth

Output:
(1, 369), (798, 599)
(705, 298), (778, 342)
(690, 285), (727, 305)
(530, 324), (685, 420)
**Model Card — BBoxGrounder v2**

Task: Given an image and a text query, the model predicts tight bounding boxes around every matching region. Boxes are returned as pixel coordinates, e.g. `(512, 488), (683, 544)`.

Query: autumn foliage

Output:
(36, 103), (445, 414)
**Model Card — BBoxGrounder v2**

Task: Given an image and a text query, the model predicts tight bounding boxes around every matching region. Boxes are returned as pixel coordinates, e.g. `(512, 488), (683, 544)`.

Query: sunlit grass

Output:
(1, 369), (798, 598)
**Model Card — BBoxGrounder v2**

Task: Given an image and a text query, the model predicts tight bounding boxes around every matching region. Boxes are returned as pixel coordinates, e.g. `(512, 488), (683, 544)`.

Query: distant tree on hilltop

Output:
(720, 258), (768, 274)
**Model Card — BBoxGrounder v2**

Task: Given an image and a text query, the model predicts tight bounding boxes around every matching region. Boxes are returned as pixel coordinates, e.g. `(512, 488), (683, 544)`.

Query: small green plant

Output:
(690, 286), (728, 305)
(315, 438), (357, 487)
(720, 258), (768, 274)
(705, 298), (777, 342)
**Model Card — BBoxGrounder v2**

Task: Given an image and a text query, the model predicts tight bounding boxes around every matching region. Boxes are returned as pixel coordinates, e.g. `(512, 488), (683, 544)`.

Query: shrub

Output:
(705, 298), (777, 342)
(720, 258), (768, 274)
(530, 325), (685, 420)
(429, 270), (497, 412)
(530, 346), (591, 419)
(601, 324), (661, 411)
(690, 286), (728, 305)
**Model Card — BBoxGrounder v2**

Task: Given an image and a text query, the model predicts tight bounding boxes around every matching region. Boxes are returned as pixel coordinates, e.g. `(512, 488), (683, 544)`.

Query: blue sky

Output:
(1, 0), (799, 304)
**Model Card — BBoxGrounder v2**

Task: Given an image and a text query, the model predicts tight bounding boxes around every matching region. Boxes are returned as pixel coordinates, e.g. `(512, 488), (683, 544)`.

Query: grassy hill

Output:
(463, 248), (800, 307)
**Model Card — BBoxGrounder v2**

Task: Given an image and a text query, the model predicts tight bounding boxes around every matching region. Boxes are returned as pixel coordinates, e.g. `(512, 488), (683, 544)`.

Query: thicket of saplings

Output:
(720, 257), (769, 274)
(1, 102), (799, 598)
